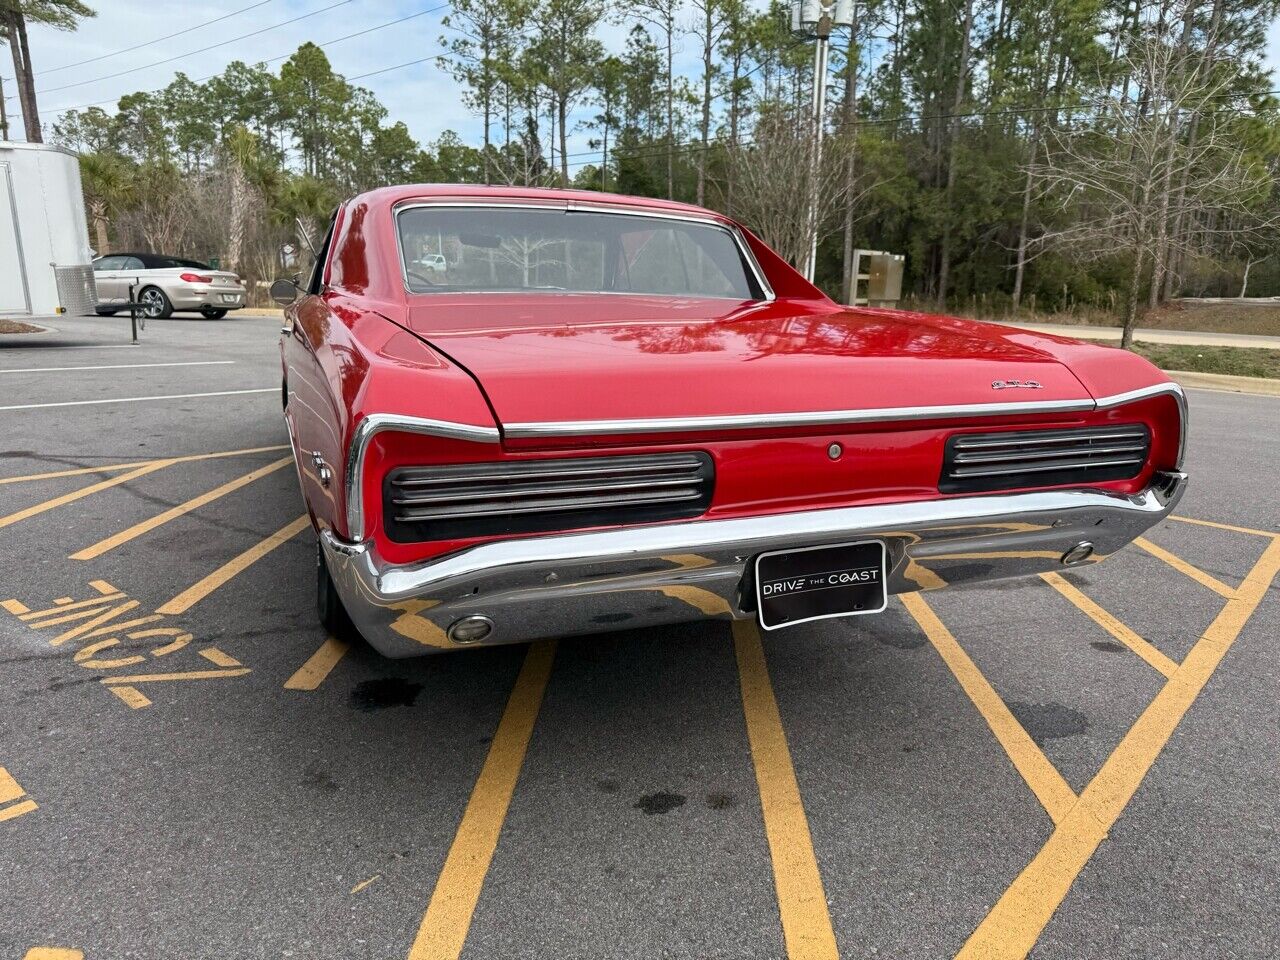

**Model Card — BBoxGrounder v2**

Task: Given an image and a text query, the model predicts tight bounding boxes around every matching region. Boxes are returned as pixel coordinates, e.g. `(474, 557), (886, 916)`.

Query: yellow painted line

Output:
(156, 514), (310, 616)
(732, 620), (840, 960)
(0, 460), (176, 530)
(19, 593), (126, 619)
(1133, 537), (1235, 599)
(407, 640), (557, 960)
(1040, 573), (1179, 679)
(0, 444), (288, 486)
(1168, 515), (1278, 539)
(108, 686), (152, 709)
(959, 536), (1280, 959)
(19, 599), (127, 628)
(199, 647), (242, 668)
(24, 949), (85, 959)
(284, 636), (351, 690)
(0, 767), (36, 822)
(0, 799), (39, 822)
(70, 456), (293, 560)
(89, 579), (118, 594)
(101, 667), (251, 684)
(0, 766), (28, 805)
(1, 599), (30, 615)
(899, 592), (1077, 824)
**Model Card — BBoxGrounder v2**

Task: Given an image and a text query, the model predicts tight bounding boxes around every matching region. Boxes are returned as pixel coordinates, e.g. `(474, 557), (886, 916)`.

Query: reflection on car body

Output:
(278, 185), (1187, 658)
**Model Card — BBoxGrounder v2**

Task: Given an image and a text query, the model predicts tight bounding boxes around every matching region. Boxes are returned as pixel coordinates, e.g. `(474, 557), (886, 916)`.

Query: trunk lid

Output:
(405, 296), (1093, 441)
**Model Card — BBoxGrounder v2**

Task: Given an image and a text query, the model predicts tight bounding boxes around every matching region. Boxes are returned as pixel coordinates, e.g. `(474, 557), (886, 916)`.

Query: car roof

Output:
(350, 184), (728, 221)
(99, 252), (208, 268)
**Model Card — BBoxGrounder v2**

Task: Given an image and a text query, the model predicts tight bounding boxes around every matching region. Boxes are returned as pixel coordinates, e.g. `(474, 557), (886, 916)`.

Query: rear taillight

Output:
(180, 272), (213, 283)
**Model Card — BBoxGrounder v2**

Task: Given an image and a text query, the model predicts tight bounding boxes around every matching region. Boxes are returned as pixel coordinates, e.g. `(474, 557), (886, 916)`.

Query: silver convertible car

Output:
(92, 252), (247, 319)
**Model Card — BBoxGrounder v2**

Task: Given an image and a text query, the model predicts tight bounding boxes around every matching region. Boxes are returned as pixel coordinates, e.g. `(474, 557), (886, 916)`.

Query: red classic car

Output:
(276, 185), (1187, 656)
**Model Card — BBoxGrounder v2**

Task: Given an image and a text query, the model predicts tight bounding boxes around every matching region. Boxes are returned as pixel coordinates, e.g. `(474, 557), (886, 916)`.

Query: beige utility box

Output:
(851, 249), (904, 307)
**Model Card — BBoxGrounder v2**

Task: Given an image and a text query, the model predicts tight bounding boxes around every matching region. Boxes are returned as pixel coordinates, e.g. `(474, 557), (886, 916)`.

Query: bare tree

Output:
(726, 107), (858, 269)
(1028, 37), (1276, 347)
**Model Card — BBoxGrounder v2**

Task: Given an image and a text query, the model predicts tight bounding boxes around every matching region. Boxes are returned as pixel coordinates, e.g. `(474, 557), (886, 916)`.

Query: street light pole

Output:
(790, 0), (854, 284)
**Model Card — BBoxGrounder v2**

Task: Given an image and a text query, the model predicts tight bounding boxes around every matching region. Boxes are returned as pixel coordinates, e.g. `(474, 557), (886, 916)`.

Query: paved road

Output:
(1, 312), (1277, 959)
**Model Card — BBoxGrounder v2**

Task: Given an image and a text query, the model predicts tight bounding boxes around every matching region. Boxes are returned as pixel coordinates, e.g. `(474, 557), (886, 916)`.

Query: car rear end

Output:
(162, 269), (247, 312)
(319, 381), (1185, 657)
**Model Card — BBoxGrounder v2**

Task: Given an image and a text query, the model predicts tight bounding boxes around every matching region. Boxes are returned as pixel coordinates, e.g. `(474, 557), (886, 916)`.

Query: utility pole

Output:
(791, 0), (855, 283)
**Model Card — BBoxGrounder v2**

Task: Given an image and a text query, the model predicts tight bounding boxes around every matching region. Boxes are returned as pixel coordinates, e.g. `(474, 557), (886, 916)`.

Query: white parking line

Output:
(0, 361), (235, 374)
(0, 388), (275, 411)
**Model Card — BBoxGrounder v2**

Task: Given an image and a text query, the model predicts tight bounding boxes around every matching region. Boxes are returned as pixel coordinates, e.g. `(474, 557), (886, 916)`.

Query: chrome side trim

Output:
(345, 413), (501, 541)
(503, 397), (1098, 439)
(391, 199), (775, 302)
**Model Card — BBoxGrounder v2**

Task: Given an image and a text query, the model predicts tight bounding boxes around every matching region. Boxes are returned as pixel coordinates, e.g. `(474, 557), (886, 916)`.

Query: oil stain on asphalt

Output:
(634, 791), (686, 815)
(350, 678), (423, 711)
(1007, 700), (1089, 743)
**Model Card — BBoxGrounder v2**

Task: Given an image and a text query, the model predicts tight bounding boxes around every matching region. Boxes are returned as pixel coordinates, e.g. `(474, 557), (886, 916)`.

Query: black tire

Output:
(94, 307), (118, 316)
(316, 538), (359, 642)
(200, 307), (229, 319)
(139, 286), (173, 319)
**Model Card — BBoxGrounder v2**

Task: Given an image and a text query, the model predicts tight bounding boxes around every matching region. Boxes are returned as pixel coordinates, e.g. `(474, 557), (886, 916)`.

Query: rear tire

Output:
(139, 286), (173, 319)
(200, 307), (228, 319)
(317, 538), (359, 642)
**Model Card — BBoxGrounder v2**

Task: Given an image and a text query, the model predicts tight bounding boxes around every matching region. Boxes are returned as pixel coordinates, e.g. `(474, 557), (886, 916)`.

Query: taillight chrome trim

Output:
(941, 424), (1152, 493)
(345, 414), (500, 541)
(382, 451), (715, 542)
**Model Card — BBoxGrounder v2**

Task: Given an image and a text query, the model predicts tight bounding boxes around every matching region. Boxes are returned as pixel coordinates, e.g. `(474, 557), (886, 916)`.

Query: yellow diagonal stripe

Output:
(284, 636), (351, 691)
(1040, 573), (1179, 679)
(157, 514), (310, 615)
(1133, 537), (1235, 599)
(733, 620), (840, 960)
(0, 460), (176, 530)
(899, 592), (1077, 824)
(71, 456), (293, 560)
(959, 536), (1280, 959)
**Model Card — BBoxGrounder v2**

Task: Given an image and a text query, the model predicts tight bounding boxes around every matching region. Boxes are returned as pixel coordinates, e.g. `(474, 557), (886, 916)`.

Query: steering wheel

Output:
(406, 269), (439, 288)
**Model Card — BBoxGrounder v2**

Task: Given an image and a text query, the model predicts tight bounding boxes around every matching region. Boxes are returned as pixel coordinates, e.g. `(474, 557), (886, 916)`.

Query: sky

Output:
(7, 0), (1280, 174)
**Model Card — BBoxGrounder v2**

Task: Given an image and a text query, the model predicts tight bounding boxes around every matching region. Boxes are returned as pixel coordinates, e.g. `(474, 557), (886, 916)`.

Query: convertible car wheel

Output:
(139, 286), (173, 319)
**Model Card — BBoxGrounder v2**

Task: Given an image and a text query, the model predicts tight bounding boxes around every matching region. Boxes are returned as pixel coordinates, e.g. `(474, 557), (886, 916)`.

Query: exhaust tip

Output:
(1061, 541), (1095, 566)
(448, 615), (494, 644)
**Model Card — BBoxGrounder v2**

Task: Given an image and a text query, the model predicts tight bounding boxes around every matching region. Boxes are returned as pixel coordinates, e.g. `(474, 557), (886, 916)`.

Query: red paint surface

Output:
(280, 185), (1183, 563)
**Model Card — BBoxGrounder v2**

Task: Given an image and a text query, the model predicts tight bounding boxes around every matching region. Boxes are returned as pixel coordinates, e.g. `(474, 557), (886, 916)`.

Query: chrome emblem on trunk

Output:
(991, 379), (1043, 390)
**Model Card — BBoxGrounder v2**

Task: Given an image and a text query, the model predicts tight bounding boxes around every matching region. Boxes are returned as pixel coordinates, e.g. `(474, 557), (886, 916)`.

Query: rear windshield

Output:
(396, 206), (761, 299)
(152, 256), (210, 269)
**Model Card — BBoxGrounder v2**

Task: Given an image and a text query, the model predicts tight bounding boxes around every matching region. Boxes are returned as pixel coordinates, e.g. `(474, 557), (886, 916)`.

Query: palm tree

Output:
(78, 151), (132, 255)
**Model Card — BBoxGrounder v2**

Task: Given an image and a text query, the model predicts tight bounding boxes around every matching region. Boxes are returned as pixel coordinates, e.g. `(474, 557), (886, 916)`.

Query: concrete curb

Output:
(1167, 370), (1280, 397)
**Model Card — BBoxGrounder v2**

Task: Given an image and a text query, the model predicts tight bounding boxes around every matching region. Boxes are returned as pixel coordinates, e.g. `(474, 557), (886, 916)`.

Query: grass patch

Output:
(1130, 343), (1280, 379)
(0, 319), (42, 334)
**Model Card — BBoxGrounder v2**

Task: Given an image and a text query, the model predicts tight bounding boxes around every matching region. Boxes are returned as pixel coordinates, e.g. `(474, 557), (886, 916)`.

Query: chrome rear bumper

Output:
(321, 471), (1187, 657)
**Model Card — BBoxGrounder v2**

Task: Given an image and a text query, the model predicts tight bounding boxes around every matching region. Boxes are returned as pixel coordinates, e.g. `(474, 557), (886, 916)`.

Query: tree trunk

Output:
(696, 3), (713, 207)
(4, 8), (42, 142)
(1122, 243), (1146, 350)
(935, 0), (973, 306)
(89, 200), (110, 255)
(1240, 258), (1253, 298)
(665, 28), (674, 200)
(1011, 130), (1038, 310)
(558, 97), (568, 184)
(839, 17), (859, 304)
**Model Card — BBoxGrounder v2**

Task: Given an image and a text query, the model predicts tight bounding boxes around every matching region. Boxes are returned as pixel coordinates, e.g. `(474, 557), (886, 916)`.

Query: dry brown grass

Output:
(0, 319), (42, 335)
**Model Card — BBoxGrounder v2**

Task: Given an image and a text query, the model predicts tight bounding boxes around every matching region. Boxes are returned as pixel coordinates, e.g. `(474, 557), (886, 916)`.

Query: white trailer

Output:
(0, 142), (97, 318)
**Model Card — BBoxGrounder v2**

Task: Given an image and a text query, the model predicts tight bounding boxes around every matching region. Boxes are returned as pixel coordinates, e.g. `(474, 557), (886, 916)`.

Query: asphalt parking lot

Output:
(2, 311), (1278, 960)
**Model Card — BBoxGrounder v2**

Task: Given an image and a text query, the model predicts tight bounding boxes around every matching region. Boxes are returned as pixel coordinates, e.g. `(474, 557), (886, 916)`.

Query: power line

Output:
(10, 0), (281, 80)
(33, 0), (357, 96)
(29, 2), (452, 120)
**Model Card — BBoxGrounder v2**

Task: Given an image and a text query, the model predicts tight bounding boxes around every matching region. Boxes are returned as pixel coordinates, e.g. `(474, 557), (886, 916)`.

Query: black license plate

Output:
(754, 540), (887, 631)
